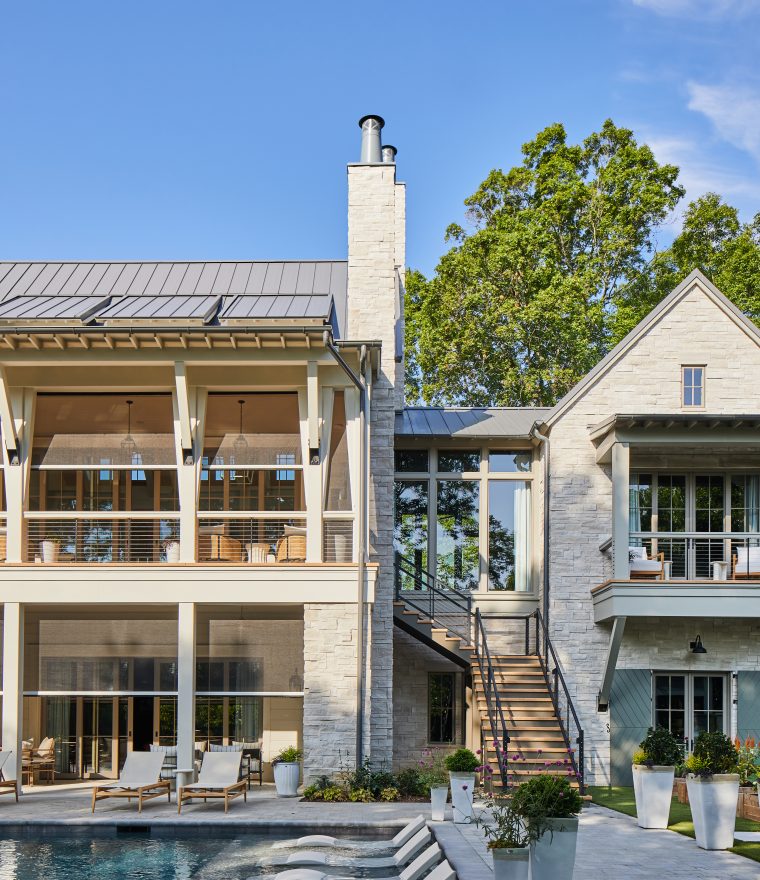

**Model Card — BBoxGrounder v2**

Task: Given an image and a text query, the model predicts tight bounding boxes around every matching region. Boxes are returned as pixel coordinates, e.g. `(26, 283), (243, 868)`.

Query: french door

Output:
(654, 672), (728, 752)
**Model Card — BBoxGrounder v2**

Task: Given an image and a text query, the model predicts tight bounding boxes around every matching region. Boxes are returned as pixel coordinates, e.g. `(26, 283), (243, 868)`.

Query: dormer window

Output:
(682, 366), (705, 408)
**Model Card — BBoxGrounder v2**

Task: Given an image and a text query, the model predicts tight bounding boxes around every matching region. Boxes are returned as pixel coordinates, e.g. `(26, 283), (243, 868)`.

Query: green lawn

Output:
(589, 786), (760, 864)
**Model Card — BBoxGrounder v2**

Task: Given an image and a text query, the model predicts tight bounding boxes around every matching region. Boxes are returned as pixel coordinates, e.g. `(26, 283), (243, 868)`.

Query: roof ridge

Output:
(0, 259), (347, 266)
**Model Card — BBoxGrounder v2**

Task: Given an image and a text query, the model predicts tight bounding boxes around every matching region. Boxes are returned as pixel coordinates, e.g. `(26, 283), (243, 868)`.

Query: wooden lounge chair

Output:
(0, 751), (19, 801)
(91, 751), (170, 813)
(733, 546), (760, 579)
(628, 546), (665, 580)
(177, 750), (246, 814)
(22, 737), (55, 785)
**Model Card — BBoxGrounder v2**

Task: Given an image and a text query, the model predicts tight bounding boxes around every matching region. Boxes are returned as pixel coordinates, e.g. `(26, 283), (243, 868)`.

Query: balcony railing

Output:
(630, 531), (760, 580)
(25, 514), (181, 564)
(197, 513), (307, 564)
(322, 517), (354, 563)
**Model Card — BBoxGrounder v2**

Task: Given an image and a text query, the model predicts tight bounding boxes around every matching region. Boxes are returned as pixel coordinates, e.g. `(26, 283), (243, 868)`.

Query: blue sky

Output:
(1, 0), (758, 276)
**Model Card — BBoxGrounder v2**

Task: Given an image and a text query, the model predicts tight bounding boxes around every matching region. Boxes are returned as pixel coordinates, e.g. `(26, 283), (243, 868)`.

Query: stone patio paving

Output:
(1, 785), (759, 879)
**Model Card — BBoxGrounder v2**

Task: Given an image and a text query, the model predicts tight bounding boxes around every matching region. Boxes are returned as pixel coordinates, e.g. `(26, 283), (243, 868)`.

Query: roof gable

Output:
(543, 269), (760, 428)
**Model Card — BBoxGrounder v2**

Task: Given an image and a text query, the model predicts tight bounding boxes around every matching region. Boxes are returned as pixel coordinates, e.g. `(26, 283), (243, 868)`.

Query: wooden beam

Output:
(174, 362), (193, 452)
(0, 366), (19, 454)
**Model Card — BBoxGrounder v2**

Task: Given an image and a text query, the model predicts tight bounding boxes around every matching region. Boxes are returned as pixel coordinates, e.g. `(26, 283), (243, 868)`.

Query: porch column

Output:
(177, 602), (196, 776)
(299, 365), (323, 563)
(2, 603), (24, 791)
(611, 442), (630, 579)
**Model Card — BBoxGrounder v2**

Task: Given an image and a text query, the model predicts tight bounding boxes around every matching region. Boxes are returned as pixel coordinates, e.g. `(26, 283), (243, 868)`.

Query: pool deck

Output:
(3, 785), (760, 879)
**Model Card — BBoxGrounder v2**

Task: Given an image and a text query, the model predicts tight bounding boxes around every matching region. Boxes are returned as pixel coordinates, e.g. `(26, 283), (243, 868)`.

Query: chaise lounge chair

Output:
(91, 751), (170, 813)
(733, 546), (760, 579)
(292, 814), (426, 849)
(0, 751), (19, 801)
(177, 750), (246, 814)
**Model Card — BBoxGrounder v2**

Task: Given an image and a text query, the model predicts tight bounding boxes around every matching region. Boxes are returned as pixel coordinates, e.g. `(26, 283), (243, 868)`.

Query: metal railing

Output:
(323, 518), (354, 563)
(474, 607), (511, 788)
(197, 514), (307, 563)
(533, 609), (585, 792)
(630, 531), (760, 580)
(394, 551), (473, 644)
(25, 514), (180, 564)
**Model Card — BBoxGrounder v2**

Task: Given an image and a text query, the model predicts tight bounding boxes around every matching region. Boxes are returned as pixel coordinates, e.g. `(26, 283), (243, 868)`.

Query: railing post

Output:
(552, 667), (559, 709)
(524, 616), (529, 655)
(475, 608), (480, 652)
(534, 611), (539, 657)
(577, 732), (585, 793)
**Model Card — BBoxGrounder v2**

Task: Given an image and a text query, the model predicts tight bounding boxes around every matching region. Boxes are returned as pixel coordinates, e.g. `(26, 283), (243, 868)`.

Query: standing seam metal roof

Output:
(395, 407), (551, 439)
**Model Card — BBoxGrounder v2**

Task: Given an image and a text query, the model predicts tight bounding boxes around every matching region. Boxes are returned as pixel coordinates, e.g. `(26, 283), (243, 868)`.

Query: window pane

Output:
(488, 480), (531, 591)
(437, 451), (480, 473)
(629, 473), (652, 532)
(429, 672), (455, 744)
(395, 450), (429, 473)
(325, 391), (352, 511)
(488, 451), (532, 473)
(394, 481), (429, 586)
(436, 480), (479, 590)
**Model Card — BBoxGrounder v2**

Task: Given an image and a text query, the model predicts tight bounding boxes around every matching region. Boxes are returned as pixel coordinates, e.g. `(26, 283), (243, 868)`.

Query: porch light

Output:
(233, 399), (248, 460)
(120, 399), (137, 459)
(690, 634), (707, 654)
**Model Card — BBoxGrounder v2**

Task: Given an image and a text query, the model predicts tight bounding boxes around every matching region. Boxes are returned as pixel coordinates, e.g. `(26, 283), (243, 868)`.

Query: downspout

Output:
(532, 426), (551, 639)
(324, 331), (368, 768)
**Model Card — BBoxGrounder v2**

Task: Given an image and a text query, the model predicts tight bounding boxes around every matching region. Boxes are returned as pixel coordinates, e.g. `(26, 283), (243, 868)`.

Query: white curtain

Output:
(748, 475), (760, 533)
(513, 483), (531, 592)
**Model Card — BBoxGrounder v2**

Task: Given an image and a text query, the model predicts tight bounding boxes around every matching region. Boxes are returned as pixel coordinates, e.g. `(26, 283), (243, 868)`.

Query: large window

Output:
(428, 672), (455, 744)
(394, 447), (533, 592)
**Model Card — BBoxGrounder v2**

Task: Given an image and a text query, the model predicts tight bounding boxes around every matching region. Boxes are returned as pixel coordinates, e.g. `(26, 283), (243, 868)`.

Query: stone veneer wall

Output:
(392, 629), (464, 769)
(547, 280), (760, 785)
(302, 602), (360, 780)
(346, 163), (405, 766)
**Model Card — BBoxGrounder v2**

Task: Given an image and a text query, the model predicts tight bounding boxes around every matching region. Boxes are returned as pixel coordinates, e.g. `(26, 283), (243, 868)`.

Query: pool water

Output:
(0, 834), (397, 880)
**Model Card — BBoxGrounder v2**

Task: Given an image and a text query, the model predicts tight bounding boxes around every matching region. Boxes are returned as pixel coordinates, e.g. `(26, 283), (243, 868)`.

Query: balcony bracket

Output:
(0, 365), (19, 462)
(597, 615), (626, 712)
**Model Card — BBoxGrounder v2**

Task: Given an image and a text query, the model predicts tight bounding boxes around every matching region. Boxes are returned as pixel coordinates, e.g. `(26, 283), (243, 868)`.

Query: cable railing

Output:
(630, 531), (760, 580)
(474, 607), (511, 788)
(197, 514), (307, 563)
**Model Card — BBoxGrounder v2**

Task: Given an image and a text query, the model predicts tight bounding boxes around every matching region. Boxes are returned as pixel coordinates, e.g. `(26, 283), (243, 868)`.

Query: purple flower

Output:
(558, 791), (565, 798)
(493, 741), (499, 747)
(462, 784), (469, 791)
(537, 749), (543, 755)
(568, 748), (574, 754)
(476, 749), (482, 755)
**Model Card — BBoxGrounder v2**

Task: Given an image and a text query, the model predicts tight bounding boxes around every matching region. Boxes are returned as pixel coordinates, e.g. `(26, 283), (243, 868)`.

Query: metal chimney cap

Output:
(358, 114), (385, 129)
(381, 144), (398, 163)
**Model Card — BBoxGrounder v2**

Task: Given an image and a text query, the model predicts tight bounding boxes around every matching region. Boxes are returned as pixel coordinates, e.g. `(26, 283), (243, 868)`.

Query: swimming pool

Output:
(0, 831), (398, 880)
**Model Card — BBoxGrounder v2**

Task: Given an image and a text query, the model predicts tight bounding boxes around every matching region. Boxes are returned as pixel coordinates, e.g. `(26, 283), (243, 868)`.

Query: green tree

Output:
(406, 120), (684, 406)
(612, 194), (760, 340)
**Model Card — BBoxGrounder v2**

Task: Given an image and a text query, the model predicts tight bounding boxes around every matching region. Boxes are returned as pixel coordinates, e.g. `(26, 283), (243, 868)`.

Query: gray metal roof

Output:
(395, 407), (550, 439)
(0, 261), (347, 333)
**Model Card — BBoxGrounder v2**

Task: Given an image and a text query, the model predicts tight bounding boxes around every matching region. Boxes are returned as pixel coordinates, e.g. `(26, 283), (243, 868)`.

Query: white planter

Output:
(333, 534), (351, 562)
(274, 761), (300, 797)
(430, 784), (448, 821)
(632, 764), (675, 828)
(164, 541), (180, 563)
(529, 817), (578, 880)
(491, 847), (529, 880)
(40, 540), (59, 563)
(449, 772), (475, 823)
(686, 773), (739, 850)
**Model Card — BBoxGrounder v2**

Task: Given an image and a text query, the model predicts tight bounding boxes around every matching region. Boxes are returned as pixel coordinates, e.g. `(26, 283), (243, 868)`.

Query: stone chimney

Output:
(347, 115), (405, 410)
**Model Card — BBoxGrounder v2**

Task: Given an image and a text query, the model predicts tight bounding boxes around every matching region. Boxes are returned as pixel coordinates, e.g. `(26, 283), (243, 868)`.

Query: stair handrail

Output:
(394, 551), (473, 644)
(474, 608), (510, 789)
(532, 609), (585, 793)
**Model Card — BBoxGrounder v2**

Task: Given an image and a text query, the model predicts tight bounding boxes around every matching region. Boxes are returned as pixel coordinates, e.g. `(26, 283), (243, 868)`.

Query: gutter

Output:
(323, 330), (369, 768)
(531, 424), (551, 644)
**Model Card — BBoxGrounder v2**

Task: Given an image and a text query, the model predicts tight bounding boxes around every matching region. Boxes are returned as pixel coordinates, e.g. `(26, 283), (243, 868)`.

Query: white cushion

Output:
(399, 844), (441, 880)
(735, 547), (760, 571)
(630, 560), (662, 573)
(391, 816), (426, 848)
(394, 829), (432, 867)
(628, 546), (647, 560)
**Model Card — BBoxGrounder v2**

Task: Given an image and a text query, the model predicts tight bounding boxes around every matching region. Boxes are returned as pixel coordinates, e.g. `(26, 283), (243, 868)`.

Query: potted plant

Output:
(162, 528), (181, 563)
(475, 796), (530, 880)
(510, 774), (582, 880)
(445, 747), (479, 823)
(418, 748), (449, 821)
(685, 731), (739, 850)
(632, 726), (681, 828)
(40, 529), (62, 563)
(273, 745), (302, 797)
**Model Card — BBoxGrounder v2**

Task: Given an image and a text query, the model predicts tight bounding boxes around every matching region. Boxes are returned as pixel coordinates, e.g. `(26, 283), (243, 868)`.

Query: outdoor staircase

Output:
(394, 553), (584, 792)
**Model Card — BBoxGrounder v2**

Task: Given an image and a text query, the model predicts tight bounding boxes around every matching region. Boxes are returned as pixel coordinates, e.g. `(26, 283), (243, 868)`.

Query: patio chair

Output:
(275, 534), (306, 563)
(628, 546), (665, 580)
(22, 737), (55, 785)
(232, 740), (263, 787)
(148, 743), (178, 782)
(733, 546), (760, 579)
(0, 751), (19, 802)
(91, 751), (170, 813)
(177, 750), (246, 814)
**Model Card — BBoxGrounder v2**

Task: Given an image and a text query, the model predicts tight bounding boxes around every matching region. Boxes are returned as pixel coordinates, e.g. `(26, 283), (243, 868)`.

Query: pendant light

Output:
(233, 399), (248, 461)
(121, 399), (137, 460)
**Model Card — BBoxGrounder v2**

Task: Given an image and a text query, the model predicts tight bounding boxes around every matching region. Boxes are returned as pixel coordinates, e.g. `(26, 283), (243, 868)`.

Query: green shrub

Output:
(632, 749), (647, 766)
(510, 775), (582, 840)
(380, 786), (400, 802)
(340, 756), (396, 799)
(638, 727), (682, 766)
(302, 784), (321, 800)
(396, 766), (427, 798)
(475, 796), (529, 849)
(348, 787), (373, 802)
(321, 785), (348, 802)
(274, 746), (302, 764)
(444, 748), (479, 773)
(687, 731), (738, 776)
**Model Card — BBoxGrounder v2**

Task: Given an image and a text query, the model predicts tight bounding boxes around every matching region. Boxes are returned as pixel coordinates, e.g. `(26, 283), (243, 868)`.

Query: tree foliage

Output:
(406, 121), (760, 407)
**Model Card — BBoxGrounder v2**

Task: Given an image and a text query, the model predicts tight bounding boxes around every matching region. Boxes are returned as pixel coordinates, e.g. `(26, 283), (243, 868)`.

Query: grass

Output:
(589, 786), (760, 863)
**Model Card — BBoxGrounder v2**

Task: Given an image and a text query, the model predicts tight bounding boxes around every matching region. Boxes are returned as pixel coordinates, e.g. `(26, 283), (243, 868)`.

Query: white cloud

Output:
(632, 0), (759, 17)
(686, 82), (760, 162)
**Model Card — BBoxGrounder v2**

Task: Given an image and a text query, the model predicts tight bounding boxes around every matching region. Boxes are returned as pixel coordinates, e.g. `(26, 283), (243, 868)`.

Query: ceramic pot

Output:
(632, 764), (675, 828)
(449, 772), (475, 823)
(430, 784), (448, 821)
(40, 540), (59, 563)
(274, 761), (300, 797)
(529, 816), (579, 880)
(164, 541), (181, 563)
(686, 773), (739, 849)
(491, 847), (529, 880)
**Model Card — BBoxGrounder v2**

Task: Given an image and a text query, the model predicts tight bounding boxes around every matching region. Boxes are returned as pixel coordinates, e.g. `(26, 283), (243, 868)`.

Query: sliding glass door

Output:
(654, 673), (727, 752)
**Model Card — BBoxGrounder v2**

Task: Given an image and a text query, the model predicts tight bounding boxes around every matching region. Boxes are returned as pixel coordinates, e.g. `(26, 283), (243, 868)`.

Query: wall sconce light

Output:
(690, 634), (707, 654)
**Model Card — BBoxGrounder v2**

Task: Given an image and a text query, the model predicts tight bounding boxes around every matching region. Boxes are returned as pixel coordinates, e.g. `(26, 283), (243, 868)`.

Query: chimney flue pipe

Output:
(358, 115), (384, 163)
(381, 144), (397, 164)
